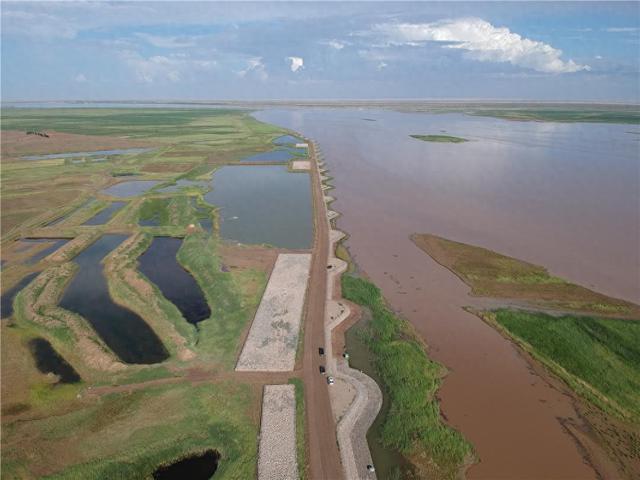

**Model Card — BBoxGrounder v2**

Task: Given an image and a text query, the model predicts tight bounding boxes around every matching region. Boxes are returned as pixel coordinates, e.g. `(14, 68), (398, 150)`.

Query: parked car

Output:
(318, 347), (325, 356)
(327, 376), (335, 385)
(319, 365), (326, 374)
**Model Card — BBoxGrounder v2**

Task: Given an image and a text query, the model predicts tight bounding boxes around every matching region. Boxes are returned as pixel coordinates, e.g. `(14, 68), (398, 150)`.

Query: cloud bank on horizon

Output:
(375, 18), (590, 74)
(1, 1), (638, 101)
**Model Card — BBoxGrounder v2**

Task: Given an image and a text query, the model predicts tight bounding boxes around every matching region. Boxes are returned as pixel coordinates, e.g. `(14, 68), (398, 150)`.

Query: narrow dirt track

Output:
(302, 141), (344, 480)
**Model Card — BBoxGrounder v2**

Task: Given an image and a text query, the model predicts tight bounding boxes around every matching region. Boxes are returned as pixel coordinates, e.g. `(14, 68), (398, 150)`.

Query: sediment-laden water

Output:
(137, 236), (211, 325)
(255, 108), (639, 479)
(59, 234), (168, 364)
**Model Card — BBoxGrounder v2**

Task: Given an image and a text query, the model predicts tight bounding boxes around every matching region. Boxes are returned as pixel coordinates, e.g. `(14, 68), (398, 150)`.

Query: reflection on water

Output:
(59, 234), (168, 364)
(1, 271), (40, 318)
(138, 237), (211, 325)
(82, 202), (126, 225)
(101, 180), (160, 198)
(20, 238), (69, 265)
(204, 165), (312, 249)
(240, 149), (295, 163)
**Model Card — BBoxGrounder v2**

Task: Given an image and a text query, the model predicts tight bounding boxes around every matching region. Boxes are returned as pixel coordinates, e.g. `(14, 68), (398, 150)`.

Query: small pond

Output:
(138, 237), (211, 325)
(273, 135), (301, 145)
(59, 234), (169, 364)
(101, 180), (161, 198)
(28, 338), (81, 384)
(1, 271), (40, 318)
(23, 148), (155, 161)
(82, 202), (126, 225)
(204, 165), (312, 249)
(240, 149), (295, 163)
(20, 238), (69, 265)
(153, 450), (220, 480)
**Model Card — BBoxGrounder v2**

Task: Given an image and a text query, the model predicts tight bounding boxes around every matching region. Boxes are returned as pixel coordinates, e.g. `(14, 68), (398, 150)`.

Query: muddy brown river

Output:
(256, 108), (639, 479)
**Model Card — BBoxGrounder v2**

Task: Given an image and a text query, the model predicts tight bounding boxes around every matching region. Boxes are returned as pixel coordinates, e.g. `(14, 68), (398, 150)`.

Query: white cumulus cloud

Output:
(375, 18), (590, 74)
(238, 57), (268, 81)
(287, 56), (304, 72)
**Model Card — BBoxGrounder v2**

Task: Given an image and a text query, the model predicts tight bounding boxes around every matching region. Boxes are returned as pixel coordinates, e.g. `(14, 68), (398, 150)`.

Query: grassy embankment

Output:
(342, 274), (473, 479)
(484, 310), (640, 422)
(177, 233), (267, 368)
(411, 233), (640, 476)
(411, 233), (640, 318)
(410, 134), (468, 143)
(289, 378), (308, 480)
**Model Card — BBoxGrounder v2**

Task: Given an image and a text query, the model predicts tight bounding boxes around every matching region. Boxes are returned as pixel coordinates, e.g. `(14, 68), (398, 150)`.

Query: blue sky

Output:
(2, 1), (639, 101)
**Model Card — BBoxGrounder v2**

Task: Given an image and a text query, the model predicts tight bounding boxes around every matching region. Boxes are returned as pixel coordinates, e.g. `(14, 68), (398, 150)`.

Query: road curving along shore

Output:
(311, 140), (383, 479)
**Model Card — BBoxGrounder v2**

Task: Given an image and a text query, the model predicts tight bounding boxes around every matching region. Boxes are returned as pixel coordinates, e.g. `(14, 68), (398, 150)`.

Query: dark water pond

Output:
(273, 134), (301, 145)
(82, 202), (126, 225)
(1, 271), (40, 318)
(204, 165), (312, 249)
(22, 238), (69, 265)
(240, 149), (295, 163)
(23, 148), (155, 161)
(59, 234), (169, 364)
(28, 338), (81, 383)
(153, 450), (219, 480)
(138, 237), (211, 325)
(101, 180), (160, 198)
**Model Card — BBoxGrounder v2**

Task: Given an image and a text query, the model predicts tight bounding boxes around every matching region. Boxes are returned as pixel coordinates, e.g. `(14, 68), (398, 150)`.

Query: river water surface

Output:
(256, 108), (639, 479)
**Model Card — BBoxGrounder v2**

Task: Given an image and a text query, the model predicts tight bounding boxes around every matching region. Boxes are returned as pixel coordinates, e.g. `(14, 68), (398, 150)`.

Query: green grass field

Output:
(342, 274), (473, 479)
(410, 134), (468, 143)
(488, 309), (640, 422)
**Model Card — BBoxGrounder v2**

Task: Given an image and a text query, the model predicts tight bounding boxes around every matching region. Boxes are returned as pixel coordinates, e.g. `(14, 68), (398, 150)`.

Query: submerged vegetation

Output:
(342, 274), (473, 479)
(410, 134), (468, 143)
